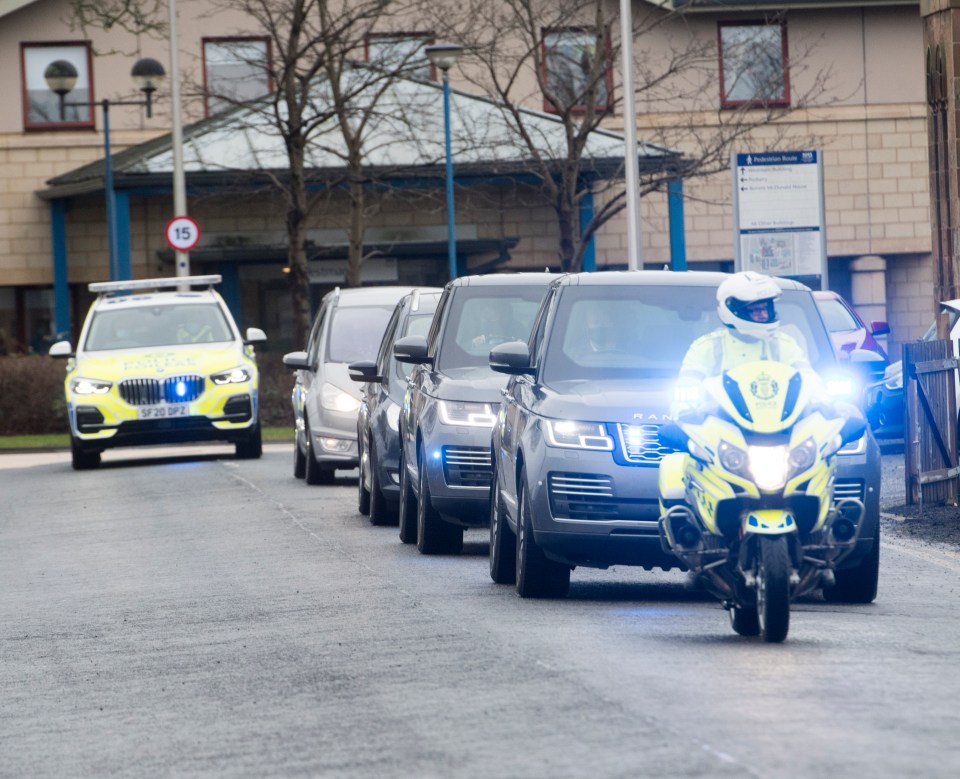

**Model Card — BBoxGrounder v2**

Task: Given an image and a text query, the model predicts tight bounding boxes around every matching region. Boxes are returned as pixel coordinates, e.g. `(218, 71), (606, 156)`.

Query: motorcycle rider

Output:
(683, 271), (809, 376)
(673, 271), (813, 414)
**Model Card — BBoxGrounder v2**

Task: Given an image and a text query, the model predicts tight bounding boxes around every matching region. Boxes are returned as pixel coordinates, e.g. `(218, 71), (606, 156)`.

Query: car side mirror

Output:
(870, 321), (890, 337)
(846, 348), (887, 378)
(244, 327), (267, 344)
(348, 360), (382, 383)
(48, 340), (74, 359)
(282, 350), (310, 370)
(489, 341), (533, 375)
(839, 415), (868, 445)
(394, 335), (431, 365)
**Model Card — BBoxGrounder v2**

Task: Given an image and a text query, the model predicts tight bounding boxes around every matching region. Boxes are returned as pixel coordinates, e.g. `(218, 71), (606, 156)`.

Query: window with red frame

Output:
(718, 21), (789, 108)
(22, 42), (94, 129)
(542, 29), (612, 114)
(366, 34), (433, 80)
(203, 38), (271, 116)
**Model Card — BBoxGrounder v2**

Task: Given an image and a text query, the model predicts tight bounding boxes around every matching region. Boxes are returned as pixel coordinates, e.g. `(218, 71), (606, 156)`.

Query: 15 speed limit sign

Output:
(165, 216), (201, 252)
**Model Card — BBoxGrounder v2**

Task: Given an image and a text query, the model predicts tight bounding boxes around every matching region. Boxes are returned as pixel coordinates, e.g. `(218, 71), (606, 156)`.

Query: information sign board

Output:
(732, 151), (827, 284)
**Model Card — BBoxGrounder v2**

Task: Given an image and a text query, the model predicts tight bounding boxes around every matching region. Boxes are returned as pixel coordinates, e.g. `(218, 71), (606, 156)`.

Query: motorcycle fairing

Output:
(743, 509), (797, 534)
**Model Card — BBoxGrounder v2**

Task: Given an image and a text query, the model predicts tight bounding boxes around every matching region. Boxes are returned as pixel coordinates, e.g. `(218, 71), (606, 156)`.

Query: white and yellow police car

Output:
(50, 275), (266, 469)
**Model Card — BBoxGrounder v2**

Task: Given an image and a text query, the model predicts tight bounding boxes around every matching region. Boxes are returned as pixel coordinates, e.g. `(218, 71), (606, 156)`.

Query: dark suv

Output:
(349, 288), (442, 526)
(488, 271), (882, 600)
(394, 272), (561, 553)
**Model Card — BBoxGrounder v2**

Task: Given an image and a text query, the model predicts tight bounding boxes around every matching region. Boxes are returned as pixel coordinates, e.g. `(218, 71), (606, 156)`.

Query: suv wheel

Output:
(368, 444), (395, 526)
(235, 423), (262, 459)
(824, 524), (880, 604)
(515, 472), (570, 598)
(416, 446), (463, 555)
(293, 433), (306, 479)
(357, 435), (371, 515)
(489, 468), (516, 584)
(70, 436), (100, 471)
(398, 448), (418, 543)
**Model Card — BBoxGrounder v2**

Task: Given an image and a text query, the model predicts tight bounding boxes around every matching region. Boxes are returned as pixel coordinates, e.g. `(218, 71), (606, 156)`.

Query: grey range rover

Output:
(488, 270), (882, 599)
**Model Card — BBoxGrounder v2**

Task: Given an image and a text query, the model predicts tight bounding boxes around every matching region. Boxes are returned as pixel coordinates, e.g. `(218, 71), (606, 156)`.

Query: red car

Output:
(813, 290), (889, 363)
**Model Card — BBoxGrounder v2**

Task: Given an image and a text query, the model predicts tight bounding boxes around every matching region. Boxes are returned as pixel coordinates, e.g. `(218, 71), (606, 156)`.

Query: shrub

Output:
(0, 356), (69, 435)
(0, 353), (296, 436)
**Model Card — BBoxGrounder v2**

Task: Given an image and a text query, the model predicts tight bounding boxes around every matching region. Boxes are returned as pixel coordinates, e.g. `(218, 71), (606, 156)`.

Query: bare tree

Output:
(428, 0), (833, 272)
(70, 0), (438, 345)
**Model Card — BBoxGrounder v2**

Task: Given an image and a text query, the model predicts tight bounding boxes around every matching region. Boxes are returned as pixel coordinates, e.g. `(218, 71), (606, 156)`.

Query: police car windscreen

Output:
(84, 304), (234, 351)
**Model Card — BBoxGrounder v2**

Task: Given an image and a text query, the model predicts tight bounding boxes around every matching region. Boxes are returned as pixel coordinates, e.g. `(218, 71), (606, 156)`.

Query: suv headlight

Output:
(70, 377), (112, 395)
(438, 400), (497, 427)
(211, 367), (252, 385)
(321, 382), (361, 413)
(545, 419), (613, 451)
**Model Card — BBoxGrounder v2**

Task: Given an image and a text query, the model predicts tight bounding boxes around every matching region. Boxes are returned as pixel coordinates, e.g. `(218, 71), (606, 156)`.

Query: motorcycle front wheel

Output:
(757, 535), (791, 643)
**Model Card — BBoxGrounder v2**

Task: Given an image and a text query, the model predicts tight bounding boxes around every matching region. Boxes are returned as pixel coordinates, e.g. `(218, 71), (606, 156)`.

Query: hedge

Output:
(0, 352), (296, 436)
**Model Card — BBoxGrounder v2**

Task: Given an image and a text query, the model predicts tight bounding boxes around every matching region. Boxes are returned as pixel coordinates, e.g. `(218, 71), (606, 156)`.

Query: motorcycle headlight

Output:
(438, 400), (497, 427)
(211, 366), (252, 385)
(70, 377), (112, 395)
(718, 441), (747, 473)
(788, 437), (817, 474)
(321, 382), (361, 413)
(545, 419), (614, 451)
(747, 445), (789, 491)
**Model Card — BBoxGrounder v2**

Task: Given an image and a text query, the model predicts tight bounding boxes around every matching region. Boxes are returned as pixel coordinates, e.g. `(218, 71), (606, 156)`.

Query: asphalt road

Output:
(2, 444), (959, 777)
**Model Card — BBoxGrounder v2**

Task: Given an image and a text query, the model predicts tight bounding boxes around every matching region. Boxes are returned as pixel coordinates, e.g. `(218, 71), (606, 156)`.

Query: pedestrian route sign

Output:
(732, 151), (827, 285)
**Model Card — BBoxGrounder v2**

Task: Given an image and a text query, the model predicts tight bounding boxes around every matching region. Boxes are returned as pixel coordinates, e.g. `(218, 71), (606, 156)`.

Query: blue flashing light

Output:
(176, 381), (187, 398)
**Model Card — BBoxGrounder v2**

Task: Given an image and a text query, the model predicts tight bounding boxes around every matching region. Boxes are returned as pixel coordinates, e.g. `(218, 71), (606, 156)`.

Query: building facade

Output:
(0, 0), (934, 360)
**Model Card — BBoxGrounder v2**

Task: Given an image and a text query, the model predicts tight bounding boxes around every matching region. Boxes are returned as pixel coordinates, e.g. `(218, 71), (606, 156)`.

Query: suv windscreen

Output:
(84, 303), (233, 351)
(327, 305), (395, 363)
(540, 285), (835, 383)
(437, 287), (546, 370)
(818, 297), (860, 332)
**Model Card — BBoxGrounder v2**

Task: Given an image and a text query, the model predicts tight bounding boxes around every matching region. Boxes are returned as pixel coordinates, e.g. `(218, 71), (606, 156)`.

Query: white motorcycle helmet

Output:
(716, 271), (781, 340)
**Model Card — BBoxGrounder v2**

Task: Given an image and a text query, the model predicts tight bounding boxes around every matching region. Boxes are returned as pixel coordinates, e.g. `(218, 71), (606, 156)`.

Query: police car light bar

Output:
(88, 275), (222, 294)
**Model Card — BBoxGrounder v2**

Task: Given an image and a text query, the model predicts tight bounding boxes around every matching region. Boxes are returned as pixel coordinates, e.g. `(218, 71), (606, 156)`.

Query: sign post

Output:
(732, 151), (827, 289)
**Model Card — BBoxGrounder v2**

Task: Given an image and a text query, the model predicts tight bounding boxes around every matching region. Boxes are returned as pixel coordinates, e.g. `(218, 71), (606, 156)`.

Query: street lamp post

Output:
(425, 43), (464, 281)
(45, 58), (166, 281)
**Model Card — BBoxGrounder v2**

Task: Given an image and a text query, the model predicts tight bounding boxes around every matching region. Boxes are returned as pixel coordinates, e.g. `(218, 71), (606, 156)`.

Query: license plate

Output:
(138, 404), (190, 419)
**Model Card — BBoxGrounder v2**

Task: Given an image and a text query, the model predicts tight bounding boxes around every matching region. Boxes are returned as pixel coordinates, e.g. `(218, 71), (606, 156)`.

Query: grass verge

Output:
(0, 427), (292, 451)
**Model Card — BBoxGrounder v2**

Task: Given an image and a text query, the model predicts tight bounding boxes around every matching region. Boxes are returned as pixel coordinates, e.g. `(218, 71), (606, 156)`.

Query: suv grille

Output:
(618, 423), (674, 464)
(549, 473), (617, 519)
(442, 446), (492, 488)
(119, 375), (206, 406)
(834, 478), (865, 502)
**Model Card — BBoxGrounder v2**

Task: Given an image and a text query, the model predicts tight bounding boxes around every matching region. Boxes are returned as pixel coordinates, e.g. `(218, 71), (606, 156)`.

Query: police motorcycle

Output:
(657, 360), (867, 643)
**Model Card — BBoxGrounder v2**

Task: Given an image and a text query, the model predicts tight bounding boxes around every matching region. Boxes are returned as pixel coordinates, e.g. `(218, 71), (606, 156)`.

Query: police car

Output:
(50, 275), (266, 469)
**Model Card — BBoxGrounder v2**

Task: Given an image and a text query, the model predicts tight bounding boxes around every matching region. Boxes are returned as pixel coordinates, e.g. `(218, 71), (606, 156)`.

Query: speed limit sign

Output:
(165, 216), (201, 252)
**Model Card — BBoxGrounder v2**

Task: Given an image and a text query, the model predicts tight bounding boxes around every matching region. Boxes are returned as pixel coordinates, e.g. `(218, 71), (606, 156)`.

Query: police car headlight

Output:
(438, 400), (497, 428)
(545, 420), (613, 451)
(211, 367), (252, 385)
(321, 382), (361, 413)
(71, 377), (112, 395)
